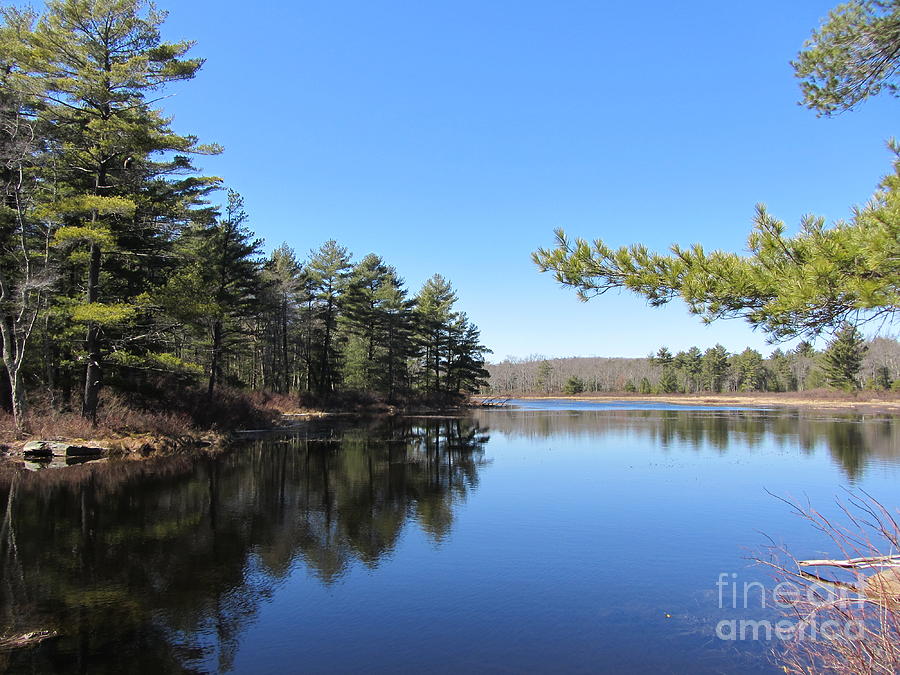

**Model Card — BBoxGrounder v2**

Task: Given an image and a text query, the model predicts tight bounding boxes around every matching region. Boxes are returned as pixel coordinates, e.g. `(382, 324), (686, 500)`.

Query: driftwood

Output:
(0, 630), (57, 650)
(799, 554), (900, 569)
(472, 397), (510, 408)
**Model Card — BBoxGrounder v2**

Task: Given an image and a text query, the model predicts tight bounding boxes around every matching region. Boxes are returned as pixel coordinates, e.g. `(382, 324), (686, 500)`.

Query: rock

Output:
(23, 441), (104, 458)
(65, 445), (105, 457)
(23, 441), (63, 457)
(23, 456), (107, 471)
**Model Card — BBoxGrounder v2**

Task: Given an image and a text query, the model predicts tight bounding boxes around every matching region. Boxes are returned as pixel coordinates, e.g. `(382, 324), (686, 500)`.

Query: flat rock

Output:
(23, 457), (107, 471)
(23, 441), (104, 458)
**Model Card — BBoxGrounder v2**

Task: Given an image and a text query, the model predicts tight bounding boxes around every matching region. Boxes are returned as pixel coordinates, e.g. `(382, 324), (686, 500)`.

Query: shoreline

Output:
(477, 392), (900, 414)
(5, 392), (898, 468)
(0, 403), (476, 468)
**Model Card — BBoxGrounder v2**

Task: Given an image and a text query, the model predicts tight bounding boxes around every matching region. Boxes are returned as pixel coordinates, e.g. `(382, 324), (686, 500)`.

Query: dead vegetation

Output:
(757, 492), (900, 674)
(0, 387), (288, 457)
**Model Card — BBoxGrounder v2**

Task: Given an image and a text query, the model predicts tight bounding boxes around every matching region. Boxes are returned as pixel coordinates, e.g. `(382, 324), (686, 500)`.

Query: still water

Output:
(1, 402), (898, 673)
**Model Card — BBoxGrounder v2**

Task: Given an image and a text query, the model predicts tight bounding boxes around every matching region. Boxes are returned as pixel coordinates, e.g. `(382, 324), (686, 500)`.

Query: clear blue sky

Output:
(154, 0), (894, 360)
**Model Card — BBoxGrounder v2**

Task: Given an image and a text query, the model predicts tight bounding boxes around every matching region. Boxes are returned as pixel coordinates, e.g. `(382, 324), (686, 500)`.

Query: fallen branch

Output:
(799, 554), (900, 569)
(0, 630), (56, 650)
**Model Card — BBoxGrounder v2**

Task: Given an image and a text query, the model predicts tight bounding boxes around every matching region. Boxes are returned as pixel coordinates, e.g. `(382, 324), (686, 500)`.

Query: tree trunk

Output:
(82, 148), (107, 423)
(0, 354), (11, 414)
(281, 297), (289, 393)
(208, 319), (223, 397)
(208, 320), (222, 397)
(7, 371), (23, 431)
(81, 241), (102, 422)
(387, 323), (395, 403)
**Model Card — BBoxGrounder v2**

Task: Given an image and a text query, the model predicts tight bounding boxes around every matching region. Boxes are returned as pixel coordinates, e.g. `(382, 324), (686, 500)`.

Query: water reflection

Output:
(475, 408), (900, 480)
(0, 416), (488, 674)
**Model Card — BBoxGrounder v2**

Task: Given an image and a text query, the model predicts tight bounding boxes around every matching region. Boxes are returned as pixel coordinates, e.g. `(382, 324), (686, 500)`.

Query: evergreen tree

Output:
(414, 274), (457, 395)
(563, 376), (585, 395)
(652, 347), (678, 393)
(21, 0), (219, 420)
(342, 254), (394, 390)
(734, 348), (766, 391)
(535, 360), (553, 393)
(377, 274), (417, 401)
(639, 377), (652, 394)
(534, 152), (900, 341)
(701, 344), (729, 393)
(790, 340), (818, 391)
(445, 313), (490, 394)
(823, 323), (868, 390)
(259, 244), (306, 393)
(657, 367), (678, 393)
(161, 191), (262, 396)
(652, 347), (673, 368)
(306, 240), (351, 394)
(794, 0), (900, 115)
(768, 348), (795, 392)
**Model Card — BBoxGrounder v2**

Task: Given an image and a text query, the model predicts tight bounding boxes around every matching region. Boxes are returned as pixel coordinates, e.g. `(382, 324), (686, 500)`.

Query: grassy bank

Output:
(481, 389), (900, 413)
(0, 389), (475, 460)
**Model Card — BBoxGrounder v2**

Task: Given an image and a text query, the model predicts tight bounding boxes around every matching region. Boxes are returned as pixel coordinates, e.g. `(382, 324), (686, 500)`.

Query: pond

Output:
(1, 401), (898, 673)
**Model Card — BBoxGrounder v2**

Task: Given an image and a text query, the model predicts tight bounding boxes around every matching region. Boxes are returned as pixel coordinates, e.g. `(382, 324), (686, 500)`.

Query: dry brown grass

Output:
(506, 389), (900, 413)
(757, 493), (900, 674)
(0, 387), (285, 454)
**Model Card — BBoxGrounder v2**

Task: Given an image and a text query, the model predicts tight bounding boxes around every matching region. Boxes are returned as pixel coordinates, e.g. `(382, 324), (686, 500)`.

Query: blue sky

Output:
(154, 0), (894, 360)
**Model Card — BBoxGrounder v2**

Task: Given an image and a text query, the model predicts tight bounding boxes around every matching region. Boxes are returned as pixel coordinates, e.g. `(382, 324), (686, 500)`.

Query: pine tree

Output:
(161, 191), (262, 396)
(534, 151), (900, 342)
(22, 0), (220, 420)
(653, 347), (674, 368)
(823, 323), (867, 390)
(791, 340), (817, 391)
(563, 376), (585, 395)
(734, 348), (766, 391)
(342, 254), (393, 390)
(701, 344), (729, 393)
(260, 244), (305, 393)
(535, 360), (553, 393)
(657, 368), (678, 394)
(377, 274), (417, 401)
(768, 348), (795, 392)
(306, 240), (351, 394)
(445, 313), (490, 394)
(414, 274), (457, 395)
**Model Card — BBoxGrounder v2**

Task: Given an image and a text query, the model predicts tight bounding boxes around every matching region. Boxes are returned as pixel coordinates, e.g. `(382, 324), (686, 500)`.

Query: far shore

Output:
(477, 391), (900, 414)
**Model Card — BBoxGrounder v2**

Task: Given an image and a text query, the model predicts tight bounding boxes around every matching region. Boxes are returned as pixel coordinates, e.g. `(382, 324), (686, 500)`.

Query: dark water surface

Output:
(1, 402), (898, 673)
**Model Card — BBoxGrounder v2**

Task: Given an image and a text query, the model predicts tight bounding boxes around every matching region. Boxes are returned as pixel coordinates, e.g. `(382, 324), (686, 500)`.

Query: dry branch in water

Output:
(756, 492), (900, 675)
(0, 630), (56, 651)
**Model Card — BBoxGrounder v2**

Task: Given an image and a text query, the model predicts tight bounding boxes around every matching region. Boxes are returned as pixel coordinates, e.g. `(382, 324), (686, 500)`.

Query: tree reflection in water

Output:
(473, 408), (900, 481)
(0, 416), (489, 673)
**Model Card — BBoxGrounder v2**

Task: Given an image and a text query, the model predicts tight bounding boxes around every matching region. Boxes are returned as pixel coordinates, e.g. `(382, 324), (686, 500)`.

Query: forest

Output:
(487, 333), (900, 396)
(0, 1), (490, 434)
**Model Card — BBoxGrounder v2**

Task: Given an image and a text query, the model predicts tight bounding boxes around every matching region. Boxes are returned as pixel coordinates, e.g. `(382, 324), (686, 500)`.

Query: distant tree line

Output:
(487, 332), (900, 395)
(0, 0), (488, 431)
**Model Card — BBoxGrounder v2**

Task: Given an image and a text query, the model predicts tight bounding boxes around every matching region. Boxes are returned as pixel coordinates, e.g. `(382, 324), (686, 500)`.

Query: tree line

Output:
(0, 0), (489, 432)
(487, 331), (900, 395)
